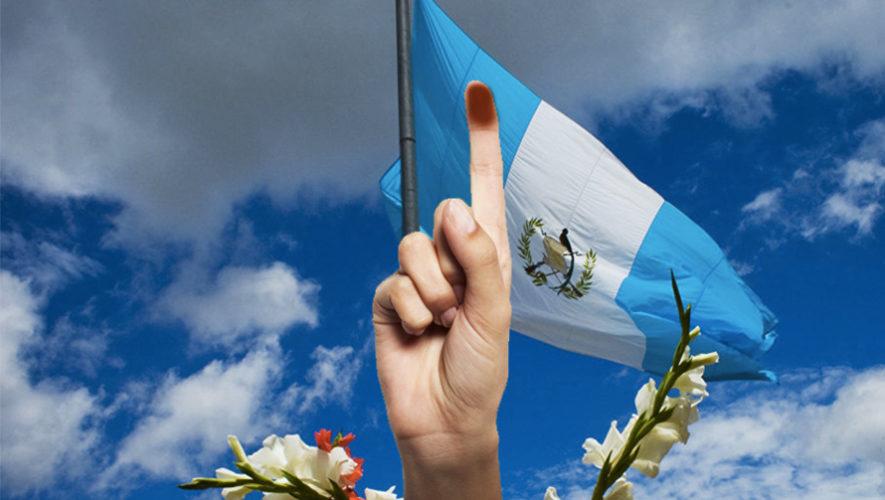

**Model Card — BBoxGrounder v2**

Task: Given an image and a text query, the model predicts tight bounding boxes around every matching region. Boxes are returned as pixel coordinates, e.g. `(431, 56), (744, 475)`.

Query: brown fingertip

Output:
(465, 81), (497, 128)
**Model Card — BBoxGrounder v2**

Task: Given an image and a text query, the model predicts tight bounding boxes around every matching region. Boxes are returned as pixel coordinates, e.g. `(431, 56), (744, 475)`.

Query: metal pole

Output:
(396, 0), (418, 236)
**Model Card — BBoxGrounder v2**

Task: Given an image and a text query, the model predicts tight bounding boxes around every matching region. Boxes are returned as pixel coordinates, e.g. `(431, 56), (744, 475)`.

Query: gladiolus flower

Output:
(604, 477), (633, 500)
(626, 376), (701, 477)
(689, 352), (720, 370)
(315, 429), (334, 452)
(674, 365), (709, 403)
(582, 420), (626, 469)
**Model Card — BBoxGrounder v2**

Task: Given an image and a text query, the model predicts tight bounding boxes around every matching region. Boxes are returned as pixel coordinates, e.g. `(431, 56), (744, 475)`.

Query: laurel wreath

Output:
(518, 217), (597, 300)
(559, 249), (597, 299)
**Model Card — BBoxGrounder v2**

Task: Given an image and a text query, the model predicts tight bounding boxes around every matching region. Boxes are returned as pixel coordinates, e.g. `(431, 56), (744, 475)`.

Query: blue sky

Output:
(2, 1), (884, 499)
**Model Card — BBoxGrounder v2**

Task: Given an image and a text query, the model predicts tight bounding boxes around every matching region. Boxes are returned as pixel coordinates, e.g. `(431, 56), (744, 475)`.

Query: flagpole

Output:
(396, 0), (418, 237)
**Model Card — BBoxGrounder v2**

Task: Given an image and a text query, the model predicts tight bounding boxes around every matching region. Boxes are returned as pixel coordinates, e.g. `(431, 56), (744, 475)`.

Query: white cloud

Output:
(0, 232), (103, 295)
(0, 271), (100, 497)
(449, 0), (885, 125)
(105, 346), (282, 480)
(632, 367), (885, 499)
(817, 191), (880, 236)
(811, 158), (885, 237)
(104, 340), (366, 486)
(280, 344), (364, 417)
(530, 366), (885, 500)
(742, 188), (783, 222)
(29, 314), (122, 379)
(728, 259), (755, 277)
(2, 0), (884, 249)
(741, 118), (885, 241)
(160, 262), (318, 348)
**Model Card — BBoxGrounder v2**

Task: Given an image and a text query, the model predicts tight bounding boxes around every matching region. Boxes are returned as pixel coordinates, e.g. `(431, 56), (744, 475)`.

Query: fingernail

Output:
(441, 306), (457, 328)
(447, 199), (476, 234)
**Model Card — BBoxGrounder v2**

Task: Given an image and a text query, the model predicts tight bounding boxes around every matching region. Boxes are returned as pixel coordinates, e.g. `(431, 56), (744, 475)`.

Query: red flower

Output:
(316, 428), (365, 495)
(335, 432), (356, 449)
(341, 457), (364, 487)
(314, 429), (333, 452)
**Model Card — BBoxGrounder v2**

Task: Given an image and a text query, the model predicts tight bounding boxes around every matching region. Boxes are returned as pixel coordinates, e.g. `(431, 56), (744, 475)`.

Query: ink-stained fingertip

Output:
(465, 81), (497, 128)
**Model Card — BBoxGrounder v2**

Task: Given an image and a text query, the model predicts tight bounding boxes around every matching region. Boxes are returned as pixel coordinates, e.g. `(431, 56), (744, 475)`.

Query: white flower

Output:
(627, 378), (701, 477)
(689, 352), (719, 370)
(665, 393), (700, 436)
(280, 434), (319, 482)
(630, 423), (681, 478)
(315, 445), (358, 489)
(583, 420), (626, 469)
(634, 379), (656, 414)
(366, 486), (403, 500)
(544, 486), (561, 500)
(234, 433), (358, 494)
(215, 467), (251, 500)
(604, 477), (634, 500)
(674, 365), (708, 403)
(248, 434), (290, 477)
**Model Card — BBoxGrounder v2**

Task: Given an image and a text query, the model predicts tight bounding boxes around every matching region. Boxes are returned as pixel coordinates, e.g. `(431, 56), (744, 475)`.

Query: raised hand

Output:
(372, 81), (511, 500)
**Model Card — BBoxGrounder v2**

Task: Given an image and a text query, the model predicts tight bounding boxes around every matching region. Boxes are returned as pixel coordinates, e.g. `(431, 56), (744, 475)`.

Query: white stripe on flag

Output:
(505, 101), (664, 368)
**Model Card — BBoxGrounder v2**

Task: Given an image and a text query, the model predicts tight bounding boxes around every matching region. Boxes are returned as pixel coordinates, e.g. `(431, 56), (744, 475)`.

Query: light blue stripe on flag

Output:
(617, 203), (778, 380)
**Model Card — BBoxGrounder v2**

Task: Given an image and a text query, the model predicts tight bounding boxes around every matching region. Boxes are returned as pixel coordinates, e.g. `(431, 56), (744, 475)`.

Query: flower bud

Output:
(689, 352), (719, 369)
(227, 435), (248, 463)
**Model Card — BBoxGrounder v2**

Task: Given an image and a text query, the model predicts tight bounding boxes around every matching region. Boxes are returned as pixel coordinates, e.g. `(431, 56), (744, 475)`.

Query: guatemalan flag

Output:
(380, 0), (777, 380)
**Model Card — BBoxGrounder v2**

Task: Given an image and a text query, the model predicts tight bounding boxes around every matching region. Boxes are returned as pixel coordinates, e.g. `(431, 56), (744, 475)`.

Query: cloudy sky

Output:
(2, 0), (884, 498)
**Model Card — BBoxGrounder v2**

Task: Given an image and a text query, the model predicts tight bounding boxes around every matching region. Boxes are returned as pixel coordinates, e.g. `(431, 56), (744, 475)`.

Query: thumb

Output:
(440, 198), (510, 339)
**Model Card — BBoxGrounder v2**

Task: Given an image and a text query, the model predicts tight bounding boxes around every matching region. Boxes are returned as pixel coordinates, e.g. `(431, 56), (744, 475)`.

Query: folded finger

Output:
(398, 232), (459, 326)
(376, 274), (434, 335)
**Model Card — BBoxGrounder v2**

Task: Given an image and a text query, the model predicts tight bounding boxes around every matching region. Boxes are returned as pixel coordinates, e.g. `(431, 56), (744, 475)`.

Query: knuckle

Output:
(373, 278), (390, 300)
(398, 232), (430, 262)
(392, 275), (414, 298)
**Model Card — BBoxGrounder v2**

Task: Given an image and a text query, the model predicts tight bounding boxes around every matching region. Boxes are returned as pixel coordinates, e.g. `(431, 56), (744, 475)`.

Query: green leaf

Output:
(278, 470), (331, 499)
(656, 406), (675, 423)
(518, 217), (545, 272)
(562, 249), (596, 300)
(328, 481), (352, 500)
(178, 478), (229, 490)
(670, 270), (683, 316)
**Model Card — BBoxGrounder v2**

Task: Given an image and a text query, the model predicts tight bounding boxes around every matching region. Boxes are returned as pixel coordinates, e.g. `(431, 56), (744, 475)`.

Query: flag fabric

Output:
(380, 0), (777, 380)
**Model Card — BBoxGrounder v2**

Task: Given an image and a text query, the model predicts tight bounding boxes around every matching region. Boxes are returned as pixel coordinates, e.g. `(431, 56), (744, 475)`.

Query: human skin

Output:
(372, 81), (511, 500)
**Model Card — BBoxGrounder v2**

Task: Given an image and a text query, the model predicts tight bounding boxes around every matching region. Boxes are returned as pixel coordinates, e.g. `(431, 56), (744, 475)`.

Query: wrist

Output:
(397, 429), (502, 500)
(397, 427), (499, 468)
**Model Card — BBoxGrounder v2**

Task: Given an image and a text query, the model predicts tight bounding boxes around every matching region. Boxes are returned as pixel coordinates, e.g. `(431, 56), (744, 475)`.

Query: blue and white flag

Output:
(380, 0), (777, 380)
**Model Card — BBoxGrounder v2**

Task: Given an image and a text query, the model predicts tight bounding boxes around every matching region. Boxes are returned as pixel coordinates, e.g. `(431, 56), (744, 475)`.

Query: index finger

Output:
(465, 81), (506, 248)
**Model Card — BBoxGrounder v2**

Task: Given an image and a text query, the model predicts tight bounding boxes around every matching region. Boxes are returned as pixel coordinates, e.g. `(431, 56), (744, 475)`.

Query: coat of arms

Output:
(517, 217), (597, 300)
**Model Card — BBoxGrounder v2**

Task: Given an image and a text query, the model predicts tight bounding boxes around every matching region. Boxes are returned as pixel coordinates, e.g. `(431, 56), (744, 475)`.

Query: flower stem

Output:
(590, 272), (694, 500)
